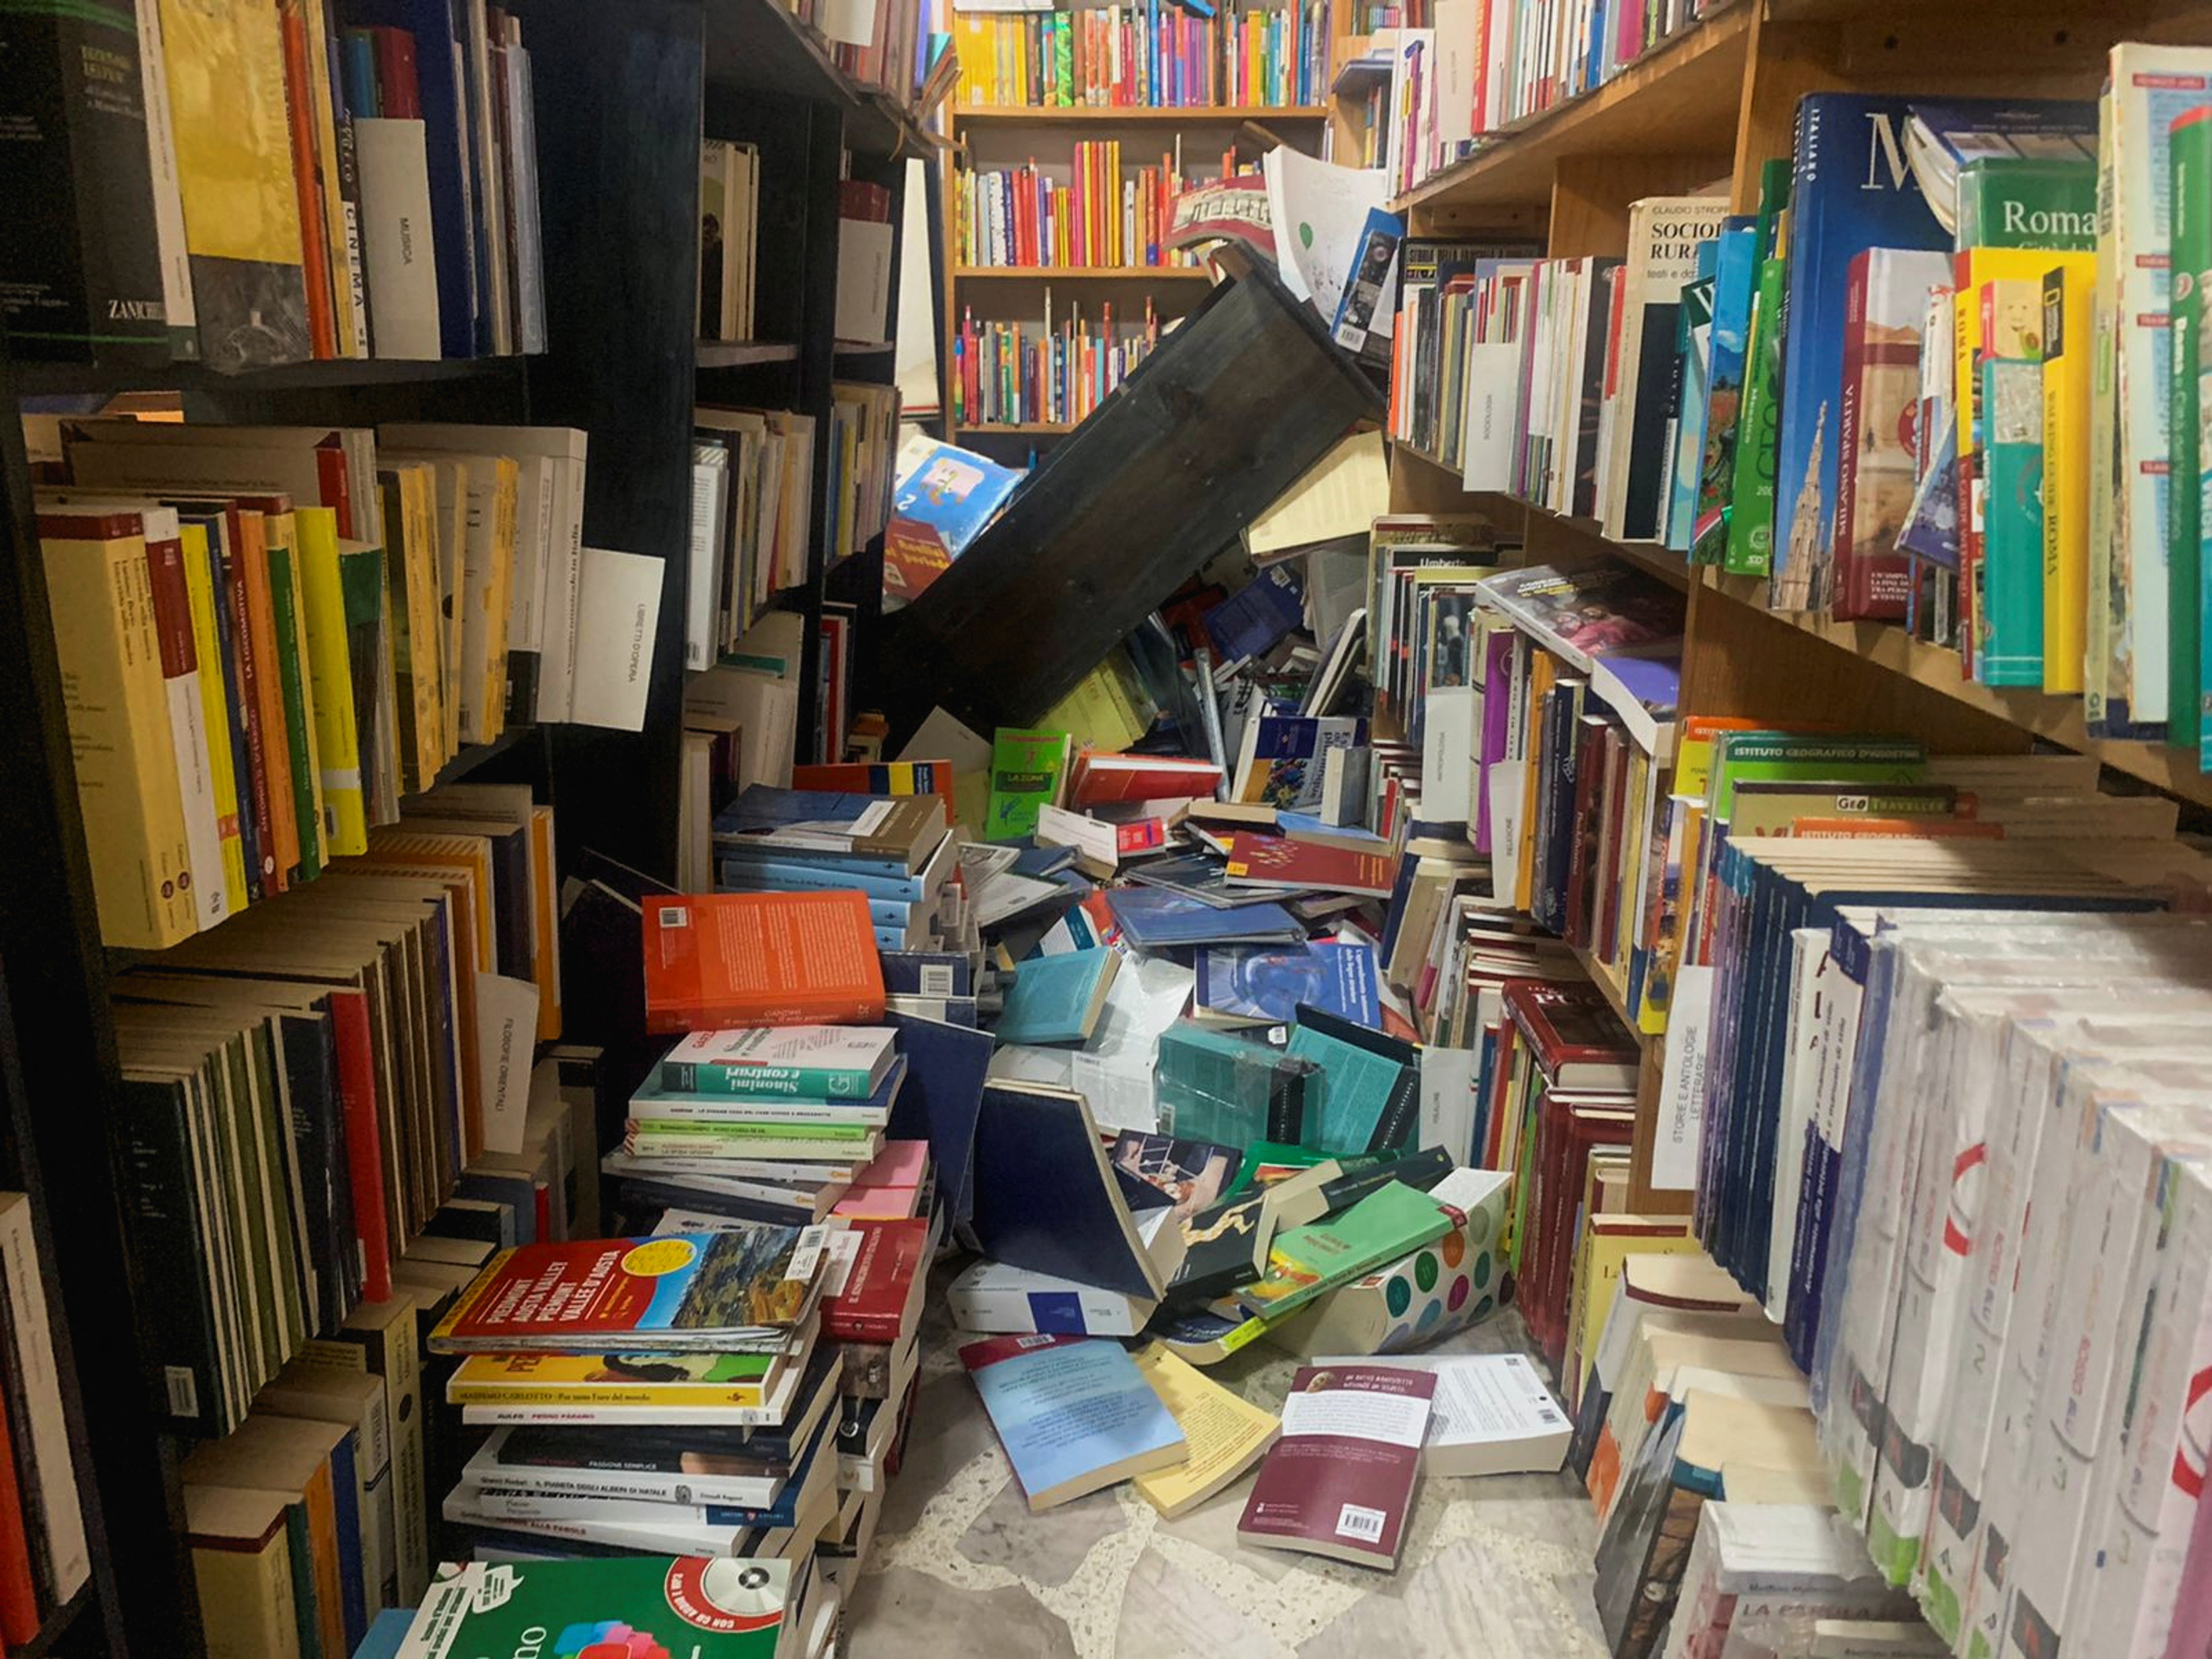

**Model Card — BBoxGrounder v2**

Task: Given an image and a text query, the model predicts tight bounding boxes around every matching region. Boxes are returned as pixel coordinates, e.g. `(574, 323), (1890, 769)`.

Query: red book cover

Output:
(372, 25), (421, 118)
(1560, 716), (1607, 950)
(0, 1346), (36, 1645)
(1236, 1365), (1435, 1567)
(1500, 980), (1637, 1092)
(838, 180), (893, 222)
(277, 1), (337, 360)
(643, 892), (886, 1034)
(822, 1218), (930, 1342)
(1222, 833), (1397, 898)
(1066, 750), (1223, 806)
(328, 989), (393, 1301)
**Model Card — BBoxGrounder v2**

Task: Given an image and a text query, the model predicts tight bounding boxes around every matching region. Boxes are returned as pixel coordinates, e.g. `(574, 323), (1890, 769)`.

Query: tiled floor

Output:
(843, 1292), (1612, 1659)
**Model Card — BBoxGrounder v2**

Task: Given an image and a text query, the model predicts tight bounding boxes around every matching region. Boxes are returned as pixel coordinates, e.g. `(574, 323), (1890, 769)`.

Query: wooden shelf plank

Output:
(1572, 942), (1644, 1042)
(10, 352), (530, 400)
(952, 265), (1213, 281)
(954, 420), (1074, 434)
(1697, 571), (2212, 806)
(704, 0), (929, 156)
(696, 339), (799, 366)
(950, 103), (1330, 123)
(1388, 448), (1696, 594)
(1391, 4), (1753, 217)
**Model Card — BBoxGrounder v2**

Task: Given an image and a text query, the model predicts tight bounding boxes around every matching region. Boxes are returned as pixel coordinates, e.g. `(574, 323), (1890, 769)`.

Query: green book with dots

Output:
(1261, 1167), (1512, 1358)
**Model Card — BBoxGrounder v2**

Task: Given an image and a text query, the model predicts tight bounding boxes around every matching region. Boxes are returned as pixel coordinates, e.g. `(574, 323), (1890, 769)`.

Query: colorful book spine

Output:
(2175, 106), (2212, 748)
(2041, 263), (2092, 694)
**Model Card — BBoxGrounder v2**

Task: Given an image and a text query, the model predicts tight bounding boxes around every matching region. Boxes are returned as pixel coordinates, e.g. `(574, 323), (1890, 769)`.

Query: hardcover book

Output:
(961, 1334), (1187, 1511)
(1772, 95), (1955, 612)
(642, 892), (886, 1033)
(1236, 1364), (1434, 1568)
(1502, 980), (1640, 1091)
(430, 1230), (828, 1353)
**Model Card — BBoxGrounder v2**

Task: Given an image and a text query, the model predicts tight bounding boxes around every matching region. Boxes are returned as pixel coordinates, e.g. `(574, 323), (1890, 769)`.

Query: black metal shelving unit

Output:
(0, 1), (923, 1649)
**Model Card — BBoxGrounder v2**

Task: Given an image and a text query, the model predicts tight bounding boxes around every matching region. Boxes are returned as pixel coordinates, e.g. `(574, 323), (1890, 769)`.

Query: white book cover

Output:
(946, 1256), (1155, 1337)
(568, 546), (664, 732)
(687, 452), (730, 672)
(666, 1027), (897, 1071)
(1312, 1351), (1570, 1477)
(354, 117), (443, 359)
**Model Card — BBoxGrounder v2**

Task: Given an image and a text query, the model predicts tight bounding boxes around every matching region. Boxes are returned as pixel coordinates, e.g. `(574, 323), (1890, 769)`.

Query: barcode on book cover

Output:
(920, 965), (954, 995)
(165, 1365), (200, 1418)
(658, 905), (690, 928)
(1335, 1503), (1386, 1544)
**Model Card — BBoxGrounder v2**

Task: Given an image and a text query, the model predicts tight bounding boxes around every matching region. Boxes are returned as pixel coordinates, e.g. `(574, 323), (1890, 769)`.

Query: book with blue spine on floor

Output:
(960, 1334), (1188, 1511)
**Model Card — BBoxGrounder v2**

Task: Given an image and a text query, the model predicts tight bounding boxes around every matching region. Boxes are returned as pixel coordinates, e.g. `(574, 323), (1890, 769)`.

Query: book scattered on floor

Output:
(994, 947), (1121, 1044)
(946, 1256), (1157, 1339)
(1130, 1342), (1281, 1520)
(1237, 1363), (1434, 1569)
(1313, 1352), (1570, 1477)
(390, 1558), (790, 1656)
(962, 1334), (1188, 1512)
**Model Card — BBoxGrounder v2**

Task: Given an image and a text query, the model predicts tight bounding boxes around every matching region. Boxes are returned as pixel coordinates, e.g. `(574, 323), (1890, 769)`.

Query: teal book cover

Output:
(960, 1334), (1186, 1510)
(1978, 353), (2048, 686)
(392, 1559), (790, 1657)
(995, 948), (1120, 1045)
(1285, 1023), (1408, 1155)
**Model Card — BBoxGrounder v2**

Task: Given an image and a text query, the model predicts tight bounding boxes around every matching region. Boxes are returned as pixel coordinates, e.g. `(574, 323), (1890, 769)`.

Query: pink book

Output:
(833, 1139), (930, 1219)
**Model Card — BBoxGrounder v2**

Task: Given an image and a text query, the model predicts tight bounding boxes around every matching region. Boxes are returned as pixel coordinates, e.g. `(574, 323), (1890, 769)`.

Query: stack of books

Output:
(710, 785), (961, 954)
(430, 1226), (845, 1616)
(32, 418), (645, 949)
(13, 0), (548, 370)
(817, 1213), (934, 1575)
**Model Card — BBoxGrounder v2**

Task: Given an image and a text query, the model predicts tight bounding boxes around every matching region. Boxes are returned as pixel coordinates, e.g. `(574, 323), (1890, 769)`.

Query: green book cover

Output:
(630, 1119), (875, 1143)
(1955, 157), (2097, 252)
(284, 1505), (321, 1659)
(1725, 251), (1789, 576)
(1980, 352), (2048, 686)
(264, 537), (322, 881)
(1708, 733), (1926, 821)
(1156, 1025), (1314, 1150)
(987, 728), (1069, 839)
(1284, 1024), (1406, 1155)
(2173, 110), (2212, 745)
(336, 541), (391, 818)
(1234, 1180), (1450, 1321)
(394, 1558), (790, 1657)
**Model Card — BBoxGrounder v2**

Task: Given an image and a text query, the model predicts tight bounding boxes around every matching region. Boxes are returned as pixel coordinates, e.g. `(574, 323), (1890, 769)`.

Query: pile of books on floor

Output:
(30, 415), (672, 950)
(428, 1225), (847, 1649)
(18, 0), (547, 370)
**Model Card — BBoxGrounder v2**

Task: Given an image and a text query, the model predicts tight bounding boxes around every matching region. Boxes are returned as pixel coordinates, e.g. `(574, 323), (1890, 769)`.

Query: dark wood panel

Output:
(878, 261), (1382, 743)
(513, 0), (706, 883)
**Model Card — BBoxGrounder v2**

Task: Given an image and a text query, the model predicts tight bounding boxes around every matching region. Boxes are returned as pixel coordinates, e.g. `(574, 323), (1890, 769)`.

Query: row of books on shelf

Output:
(1392, 64), (2212, 775)
(27, 416), (670, 950)
(0, 1194), (88, 1649)
(947, 0), (1328, 108)
(700, 138), (764, 344)
(796, 0), (932, 103)
(1375, 0), (1720, 195)
(109, 776), (575, 1437)
(10, 0), (547, 372)
(950, 300), (1164, 427)
(955, 145), (1208, 271)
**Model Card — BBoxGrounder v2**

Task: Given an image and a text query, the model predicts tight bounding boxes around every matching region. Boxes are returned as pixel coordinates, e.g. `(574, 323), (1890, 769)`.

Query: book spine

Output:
(142, 525), (228, 931)
(2042, 268), (2087, 695)
(278, 0), (339, 358)
(458, 1399), (796, 1427)
(304, 0), (364, 356)
(135, 0), (200, 359)
(658, 1060), (878, 1098)
(0, 1201), (90, 1601)
(0, 1363), (37, 1647)
(2172, 109), (2212, 732)
(449, 1381), (772, 1409)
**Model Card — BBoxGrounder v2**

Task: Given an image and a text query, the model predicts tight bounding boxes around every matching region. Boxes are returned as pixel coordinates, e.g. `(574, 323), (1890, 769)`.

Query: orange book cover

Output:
(234, 508), (300, 888)
(276, 0), (336, 358)
(643, 892), (888, 1033)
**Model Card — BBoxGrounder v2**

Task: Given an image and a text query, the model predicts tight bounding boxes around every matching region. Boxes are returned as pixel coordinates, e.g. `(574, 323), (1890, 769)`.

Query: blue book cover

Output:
(1195, 942), (1381, 1029)
(880, 951), (974, 998)
(1770, 94), (1953, 612)
(995, 948), (1119, 1045)
(355, 1610), (417, 1659)
(1204, 565), (1305, 664)
(714, 857), (931, 903)
(1103, 887), (1308, 949)
(892, 443), (1026, 559)
(1237, 714), (1369, 811)
(884, 1011), (991, 1228)
(1691, 218), (1759, 562)
(970, 1081), (1166, 1301)
(959, 1334), (1186, 1510)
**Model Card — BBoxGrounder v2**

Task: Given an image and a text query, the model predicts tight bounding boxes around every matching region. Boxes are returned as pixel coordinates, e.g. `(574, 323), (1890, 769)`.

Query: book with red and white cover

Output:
(1236, 1364), (1435, 1567)
(1500, 979), (1638, 1091)
(1066, 750), (1224, 807)
(821, 1219), (930, 1344)
(1222, 834), (1398, 898)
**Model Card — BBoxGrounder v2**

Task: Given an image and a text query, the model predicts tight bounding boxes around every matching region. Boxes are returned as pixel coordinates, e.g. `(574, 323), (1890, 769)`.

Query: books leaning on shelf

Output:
(958, 145), (1204, 271)
(1, 0), (548, 370)
(951, 296), (1166, 430)
(699, 137), (761, 343)
(34, 419), (613, 946)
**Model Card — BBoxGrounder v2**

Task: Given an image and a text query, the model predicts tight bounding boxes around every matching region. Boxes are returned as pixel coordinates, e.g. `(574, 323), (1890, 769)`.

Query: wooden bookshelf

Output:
(950, 103), (1332, 123)
(697, 339), (801, 366)
(1571, 943), (1641, 1039)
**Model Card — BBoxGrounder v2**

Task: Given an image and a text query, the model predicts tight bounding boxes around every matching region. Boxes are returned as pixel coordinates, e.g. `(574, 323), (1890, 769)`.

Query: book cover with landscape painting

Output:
(429, 1230), (828, 1352)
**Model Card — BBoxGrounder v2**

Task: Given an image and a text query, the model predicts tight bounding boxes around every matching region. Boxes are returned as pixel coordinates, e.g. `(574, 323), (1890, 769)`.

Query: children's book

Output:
(391, 1558), (790, 1657)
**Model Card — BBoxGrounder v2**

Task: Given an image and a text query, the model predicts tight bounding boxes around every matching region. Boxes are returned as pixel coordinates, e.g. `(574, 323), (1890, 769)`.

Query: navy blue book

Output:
(1203, 564), (1305, 662)
(884, 1011), (990, 1230)
(970, 1081), (1170, 1301)
(880, 950), (975, 998)
(352, 0), (479, 357)
(696, 1414), (834, 1527)
(1010, 843), (1079, 879)
(1771, 94), (1967, 611)
(1104, 887), (1308, 950)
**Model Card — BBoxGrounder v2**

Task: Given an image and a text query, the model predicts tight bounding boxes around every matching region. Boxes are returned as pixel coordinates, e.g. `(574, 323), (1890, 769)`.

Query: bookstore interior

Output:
(25, 0), (2212, 1656)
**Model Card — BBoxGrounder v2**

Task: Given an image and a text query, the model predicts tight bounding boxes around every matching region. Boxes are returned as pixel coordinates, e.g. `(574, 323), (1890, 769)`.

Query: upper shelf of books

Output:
(705, 0), (937, 156)
(1390, 3), (1752, 217)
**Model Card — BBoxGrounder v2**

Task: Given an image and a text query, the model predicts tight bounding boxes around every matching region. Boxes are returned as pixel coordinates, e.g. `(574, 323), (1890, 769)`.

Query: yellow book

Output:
(292, 507), (367, 855)
(179, 520), (252, 910)
(1566, 1216), (1696, 1411)
(530, 804), (562, 1041)
(185, 1486), (303, 1659)
(446, 1349), (783, 1410)
(39, 508), (199, 948)
(1130, 1342), (1280, 1520)
(156, 0), (310, 371)
(298, 0), (359, 356)
(378, 465), (447, 788)
(266, 512), (329, 877)
(465, 455), (521, 745)
(1040, 648), (1154, 752)
(2041, 261), (2094, 693)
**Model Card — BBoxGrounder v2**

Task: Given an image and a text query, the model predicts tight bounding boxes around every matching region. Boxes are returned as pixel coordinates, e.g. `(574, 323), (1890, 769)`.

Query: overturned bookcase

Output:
(0, 0), (924, 1650)
(878, 257), (1380, 742)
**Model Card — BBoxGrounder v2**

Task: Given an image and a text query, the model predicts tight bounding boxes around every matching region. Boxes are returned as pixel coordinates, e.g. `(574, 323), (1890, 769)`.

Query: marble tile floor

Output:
(841, 1287), (1612, 1659)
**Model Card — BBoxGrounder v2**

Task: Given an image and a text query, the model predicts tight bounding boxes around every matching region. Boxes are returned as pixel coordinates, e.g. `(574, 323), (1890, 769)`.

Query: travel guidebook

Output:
(391, 1558), (789, 1657)
(430, 1231), (829, 1352)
